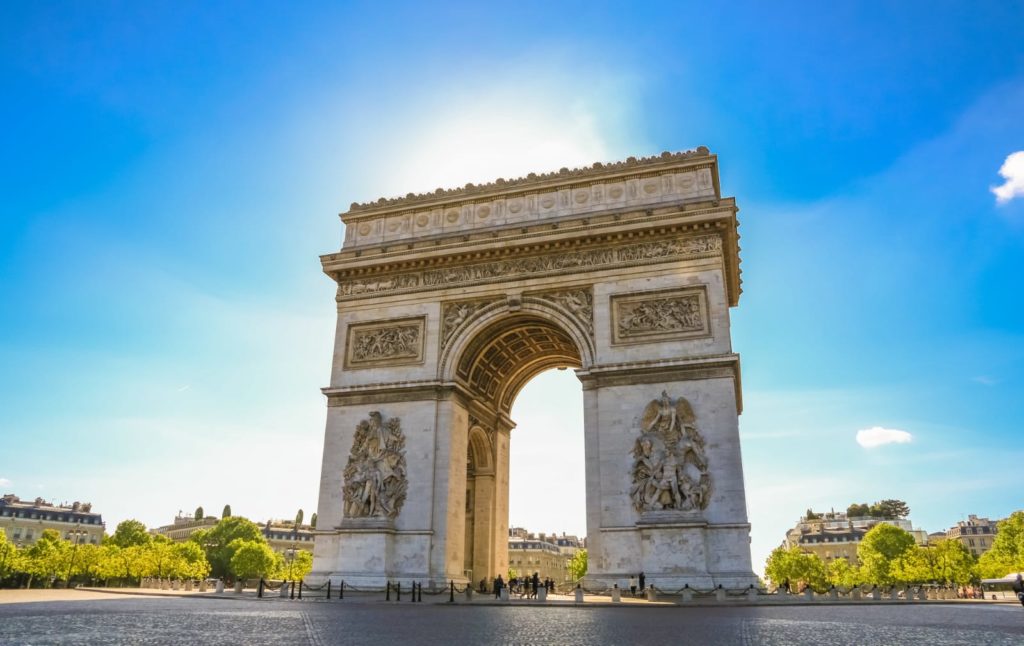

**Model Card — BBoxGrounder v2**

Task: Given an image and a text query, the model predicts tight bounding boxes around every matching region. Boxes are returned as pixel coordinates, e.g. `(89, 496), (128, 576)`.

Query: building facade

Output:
(507, 532), (570, 583)
(0, 494), (104, 546)
(784, 512), (926, 564)
(262, 521), (315, 554)
(151, 514), (219, 542)
(946, 515), (998, 557)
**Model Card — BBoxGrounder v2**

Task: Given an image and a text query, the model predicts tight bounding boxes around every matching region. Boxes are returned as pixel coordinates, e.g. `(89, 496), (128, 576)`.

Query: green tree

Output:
(104, 544), (148, 584)
(310, 513), (317, 529)
(847, 503), (870, 518)
(825, 557), (861, 589)
(977, 511), (1024, 578)
(295, 509), (304, 527)
(194, 506), (204, 520)
(805, 509), (819, 520)
(72, 543), (105, 585)
(857, 523), (916, 586)
(222, 505), (232, 519)
(108, 520), (152, 548)
(143, 535), (177, 579)
(276, 549), (313, 581)
(875, 499), (910, 519)
(0, 531), (17, 581)
(764, 545), (827, 592)
(23, 530), (71, 587)
(567, 549), (588, 581)
(191, 516), (266, 580)
(229, 540), (277, 580)
(892, 540), (975, 585)
(173, 541), (211, 580)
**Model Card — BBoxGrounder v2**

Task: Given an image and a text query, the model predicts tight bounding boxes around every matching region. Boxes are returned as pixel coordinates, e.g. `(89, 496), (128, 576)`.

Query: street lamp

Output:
(65, 526), (87, 589)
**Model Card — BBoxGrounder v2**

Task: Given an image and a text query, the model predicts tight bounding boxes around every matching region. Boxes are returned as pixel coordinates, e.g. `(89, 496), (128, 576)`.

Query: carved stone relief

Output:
(630, 392), (711, 514)
(532, 287), (594, 337)
(336, 234), (722, 300)
(611, 286), (709, 345)
(342, 411), (407, 520)
(440, 298), (501, 350)
(345, 317), (425, 368)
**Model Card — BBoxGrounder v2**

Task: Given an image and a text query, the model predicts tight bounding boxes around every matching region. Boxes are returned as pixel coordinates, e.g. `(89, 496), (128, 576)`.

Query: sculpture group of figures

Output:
(630, 392), (711, 513)
(343, 411), (408, 519)
(619, 294), (703, 336)
(351, 324), (420, 361)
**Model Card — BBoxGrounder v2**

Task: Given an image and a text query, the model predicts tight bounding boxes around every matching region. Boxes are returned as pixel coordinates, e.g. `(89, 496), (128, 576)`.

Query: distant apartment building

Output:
(507, 528), (575, 582)
(946, 515), (998, 557)
(151, 513), (219, 542)
(261, 520), (315, 554)
(784, 511), (926, 564)
(0, 494), (105, 546)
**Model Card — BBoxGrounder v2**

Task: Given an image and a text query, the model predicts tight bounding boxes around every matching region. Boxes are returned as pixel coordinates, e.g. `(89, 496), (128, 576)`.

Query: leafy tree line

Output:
(765, 512), (1024, 592)
(0, 515), (315, 588)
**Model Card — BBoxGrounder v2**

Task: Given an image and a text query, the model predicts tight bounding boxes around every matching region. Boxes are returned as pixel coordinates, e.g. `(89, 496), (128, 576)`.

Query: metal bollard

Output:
(290, 580), (295, 600)
(449, 580), (455, 603)
(340, 580), (344, 600)
(410, 581), (415, 602)
(418, 582), (423, 602)
(298, 580), (303, 600)
(327, 580), (331, 600)
(396, 582), (401, 602)
(386, 582), (391, 601)
(258, 579), (264, 598)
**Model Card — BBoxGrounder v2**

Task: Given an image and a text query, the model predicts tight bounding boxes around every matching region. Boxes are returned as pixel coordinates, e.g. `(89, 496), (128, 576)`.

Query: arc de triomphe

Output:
(310, 148), (757, 589)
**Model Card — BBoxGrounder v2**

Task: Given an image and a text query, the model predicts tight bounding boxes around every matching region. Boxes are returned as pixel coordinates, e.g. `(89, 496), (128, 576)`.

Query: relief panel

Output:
(345, 316), (426, 369)
(610, 286), (710, 345)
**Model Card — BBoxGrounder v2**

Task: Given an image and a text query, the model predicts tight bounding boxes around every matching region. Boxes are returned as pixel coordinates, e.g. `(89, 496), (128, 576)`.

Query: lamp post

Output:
(65, 527), (87, 589)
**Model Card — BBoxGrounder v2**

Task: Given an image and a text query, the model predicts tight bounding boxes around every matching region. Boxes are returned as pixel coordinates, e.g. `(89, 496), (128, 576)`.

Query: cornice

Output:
(345, 147), (714, 216)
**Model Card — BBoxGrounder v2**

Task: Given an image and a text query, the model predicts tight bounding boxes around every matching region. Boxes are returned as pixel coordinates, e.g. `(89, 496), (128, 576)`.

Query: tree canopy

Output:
(857, 524), (917, 586)
(194, 506), (204, 520)
(846, 500), (910, 519)
(190, 516), (266, 579)
(764, 545), (827, 592)
(222, 505), (232, 519)
(108, 520), (152, 548)
(567, 549), (588, 581)
(228, 540), (277, 580)
(977, 511), (1024, 578)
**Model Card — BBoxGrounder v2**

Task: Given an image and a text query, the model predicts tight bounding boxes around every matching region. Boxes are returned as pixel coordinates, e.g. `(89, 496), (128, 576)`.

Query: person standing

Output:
(629, 575), (638, 597)
(494, 574), (504, 599)
(1012, 573), (1024, 607)
(639, 572), (646, 592)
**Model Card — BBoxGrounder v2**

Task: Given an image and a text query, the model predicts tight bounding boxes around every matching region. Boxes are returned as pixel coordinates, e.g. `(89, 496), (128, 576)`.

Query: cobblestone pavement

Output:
(1, 596), (1022, 645)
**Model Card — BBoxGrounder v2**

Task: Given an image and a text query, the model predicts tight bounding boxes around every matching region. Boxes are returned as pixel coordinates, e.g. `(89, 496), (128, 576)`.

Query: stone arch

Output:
(312, 150), (757, 591)
(439, 299), (593, 415)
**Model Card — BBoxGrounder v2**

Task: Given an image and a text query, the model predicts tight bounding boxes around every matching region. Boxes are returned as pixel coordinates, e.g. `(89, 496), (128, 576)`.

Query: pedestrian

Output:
(639, 572), (646, 592)
(629, 575), (638, 597)
(1012, 573), (1024, 608)
(532, 572), (540, 599)
(494, 574), (504, 599)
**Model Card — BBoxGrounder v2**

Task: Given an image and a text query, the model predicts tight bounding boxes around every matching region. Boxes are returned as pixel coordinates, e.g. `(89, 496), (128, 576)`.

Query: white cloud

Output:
(0, 478), (11, 487)
(856, 426), (913, 449)
(992, 150), (1024, 204)
(972, 375), (998, 386)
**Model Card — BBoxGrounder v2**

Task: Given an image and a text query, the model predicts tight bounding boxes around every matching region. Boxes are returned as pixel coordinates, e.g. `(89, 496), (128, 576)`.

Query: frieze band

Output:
(611, 286), (710, 345)
(336, 234), (722, 301)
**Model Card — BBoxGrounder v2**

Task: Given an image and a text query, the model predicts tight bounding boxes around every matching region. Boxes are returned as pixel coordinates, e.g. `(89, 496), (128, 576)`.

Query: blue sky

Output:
(2, 2), (1022, 573)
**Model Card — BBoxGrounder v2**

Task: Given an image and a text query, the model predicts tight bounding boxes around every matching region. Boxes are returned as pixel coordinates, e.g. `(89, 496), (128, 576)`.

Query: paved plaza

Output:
(1, 591), (1022, 645)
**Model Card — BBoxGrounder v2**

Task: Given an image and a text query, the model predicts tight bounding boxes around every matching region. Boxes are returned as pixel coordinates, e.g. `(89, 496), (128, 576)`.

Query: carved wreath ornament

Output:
(343, 411), (408, 520)
(630, 392), (711, 513)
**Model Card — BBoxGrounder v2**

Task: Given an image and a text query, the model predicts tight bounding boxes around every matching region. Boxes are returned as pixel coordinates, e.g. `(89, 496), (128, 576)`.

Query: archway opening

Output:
(507, 367), (584, 586)
(454, 314), (585, 587)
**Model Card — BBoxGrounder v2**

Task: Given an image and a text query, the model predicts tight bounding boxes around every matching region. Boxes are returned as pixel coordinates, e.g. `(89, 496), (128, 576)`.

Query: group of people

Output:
(488, 573), (556, 599)
(627, 572), (647, 597)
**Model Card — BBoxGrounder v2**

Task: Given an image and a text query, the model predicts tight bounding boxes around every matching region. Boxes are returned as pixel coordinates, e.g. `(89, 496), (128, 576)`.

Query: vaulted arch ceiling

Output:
(456, 315), (582, 414)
